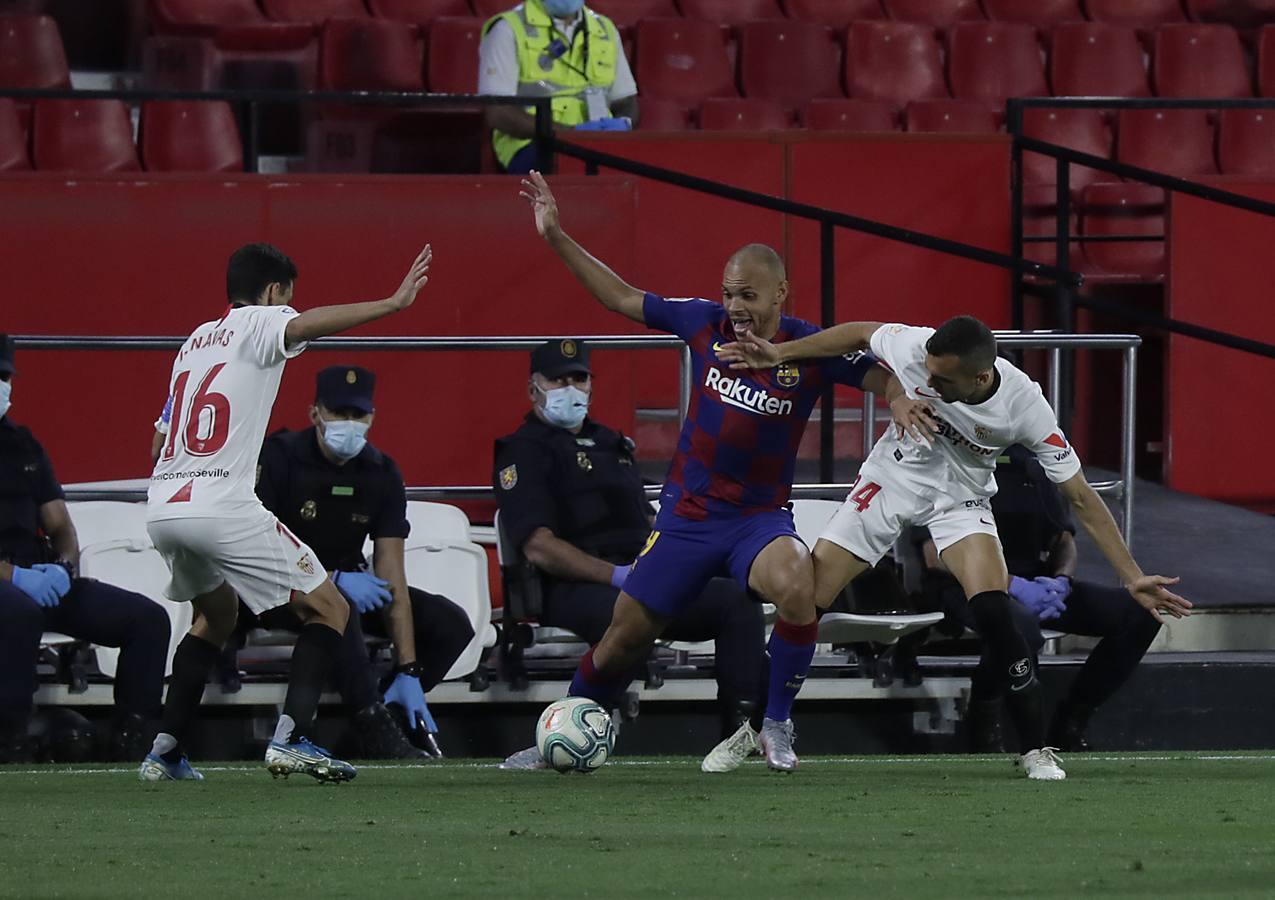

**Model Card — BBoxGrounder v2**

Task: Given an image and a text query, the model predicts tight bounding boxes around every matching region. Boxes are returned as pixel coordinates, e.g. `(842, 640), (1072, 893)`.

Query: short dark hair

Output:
(226, 243), (297, 304)
(926, 315), (997, 373)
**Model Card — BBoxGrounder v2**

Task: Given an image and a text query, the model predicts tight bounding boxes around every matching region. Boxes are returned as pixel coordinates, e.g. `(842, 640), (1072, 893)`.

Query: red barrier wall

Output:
(1, 134), (1012, 489)
(1168, 181), (1275, 510)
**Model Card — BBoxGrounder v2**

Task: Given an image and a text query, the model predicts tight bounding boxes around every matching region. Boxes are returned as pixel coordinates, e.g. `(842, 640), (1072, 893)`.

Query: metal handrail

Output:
(30, 331), (1142, 546)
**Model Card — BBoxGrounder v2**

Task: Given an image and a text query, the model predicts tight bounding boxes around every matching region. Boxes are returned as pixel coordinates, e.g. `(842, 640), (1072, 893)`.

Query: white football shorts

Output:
(147, 508), (328, 614)
(819, 463), (1002, 565)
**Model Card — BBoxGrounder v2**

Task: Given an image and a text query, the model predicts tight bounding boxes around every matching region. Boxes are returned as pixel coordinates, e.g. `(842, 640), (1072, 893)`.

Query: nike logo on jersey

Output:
(712, 341), (726, 353)
(704, 367), (794, 417)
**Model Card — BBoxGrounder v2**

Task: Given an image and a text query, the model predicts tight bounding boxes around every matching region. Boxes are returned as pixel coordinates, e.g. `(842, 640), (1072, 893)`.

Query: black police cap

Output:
(315, 365), (376, 414)
(0, 334), (14, 376)
(531, 339), (591, 379)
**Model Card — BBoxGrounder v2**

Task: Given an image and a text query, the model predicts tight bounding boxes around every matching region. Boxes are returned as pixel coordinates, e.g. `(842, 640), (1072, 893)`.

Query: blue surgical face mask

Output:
(538, 383), (589, 430)
(543, 0), (584, 18)
(0, 379), (10, 419)
(320, 418), (370, 460)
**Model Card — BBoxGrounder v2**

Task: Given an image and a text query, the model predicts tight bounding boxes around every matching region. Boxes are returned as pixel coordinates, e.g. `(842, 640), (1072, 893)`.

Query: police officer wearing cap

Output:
(493, 340), (764, 737)
(901, 445), (1161, 751)
(0, 334), (170, 762)
(254, 365), (474, 757)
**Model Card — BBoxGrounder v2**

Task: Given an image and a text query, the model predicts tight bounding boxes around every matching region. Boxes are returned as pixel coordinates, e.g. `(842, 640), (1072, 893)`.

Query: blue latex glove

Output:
(34, 563), (72, 598)
(1034, 575), (1072, 601)
(12, 565), (60, 607)
(385, 671), (437, 733)
(575, 117), (632, 132)
(1009, 575), (1066, 621)
(610, 564), (631, 589)
(333, 570), (392, 613)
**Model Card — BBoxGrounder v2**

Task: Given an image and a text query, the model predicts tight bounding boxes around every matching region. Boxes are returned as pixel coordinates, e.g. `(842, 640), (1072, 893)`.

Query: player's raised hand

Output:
(1126, 575), (1192, 624)
(890, 395), (938, 445)
(520, 170), (560, 238)
(388, 244), (432, 311)
(719, 331), (781, 370)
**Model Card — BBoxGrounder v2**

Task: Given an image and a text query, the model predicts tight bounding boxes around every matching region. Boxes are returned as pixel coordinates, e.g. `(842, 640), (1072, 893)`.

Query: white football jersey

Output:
(147, 304), (307, 519)
(866, 324), (1082, 497)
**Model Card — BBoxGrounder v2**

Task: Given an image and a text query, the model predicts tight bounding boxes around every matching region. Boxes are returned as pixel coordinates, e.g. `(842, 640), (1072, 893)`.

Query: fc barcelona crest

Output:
(775, 363), (801, 389)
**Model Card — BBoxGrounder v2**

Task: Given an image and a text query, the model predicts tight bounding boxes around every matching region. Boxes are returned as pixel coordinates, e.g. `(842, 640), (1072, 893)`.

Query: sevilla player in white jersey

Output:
(139, 241), (432, 784)
(719, 316), (1190, 781)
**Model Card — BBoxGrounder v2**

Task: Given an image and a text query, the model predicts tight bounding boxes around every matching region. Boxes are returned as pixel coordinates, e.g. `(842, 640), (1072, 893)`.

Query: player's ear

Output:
(775, 279), (789, 306)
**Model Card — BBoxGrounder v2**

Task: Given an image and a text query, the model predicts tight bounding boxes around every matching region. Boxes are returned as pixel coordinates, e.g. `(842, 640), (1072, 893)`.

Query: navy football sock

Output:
(764, 619), (818, 722)
(568, 647), (634, 708)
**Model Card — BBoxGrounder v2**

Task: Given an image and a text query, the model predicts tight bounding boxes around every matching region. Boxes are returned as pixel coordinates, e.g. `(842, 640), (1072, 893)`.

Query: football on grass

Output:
(535, 697), (616, 773)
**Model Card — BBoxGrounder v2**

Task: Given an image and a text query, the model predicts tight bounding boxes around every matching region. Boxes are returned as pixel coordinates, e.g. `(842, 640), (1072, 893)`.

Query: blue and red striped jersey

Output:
(645, 293), (877, 520)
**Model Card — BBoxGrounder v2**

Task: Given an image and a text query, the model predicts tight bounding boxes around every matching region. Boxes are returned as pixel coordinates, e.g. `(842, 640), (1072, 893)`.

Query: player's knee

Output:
(199, 605), (238, 647)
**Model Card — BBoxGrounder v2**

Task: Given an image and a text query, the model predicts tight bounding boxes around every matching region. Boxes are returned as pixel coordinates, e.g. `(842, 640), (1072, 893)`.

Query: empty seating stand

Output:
(679, 0), (783, 26)
(33, 99), (140, 173)
(319, 17), (424, 91)
(1218, 108), (1275, 175)
(947, 22), (1048, 111)
(698, 97), (788, 129)
(738, 20), (843, 112)
(804, 98), (897, 130)
(1050, 23), (1150, 97)
(845, 20), (947, 109)
(427, 16), (483, 93)
(634, 18), (736, 108)
(1021, 107), (1112, 191)
(1153, 23), (1253, 97)
(782, 0), (884, 28)
(981, 0), (1085, 27)
(904, 98), (997, 132)
(148, 0), (269, 34)
(880, 0), (982, 28)
(261, 0), (370, 25)
(0, 98), (30, 170)
(366, 0), (472, 27)
(1083, 0), (1186, 28)
(141, 101), (244, 172)
(0, 14), (71, 89)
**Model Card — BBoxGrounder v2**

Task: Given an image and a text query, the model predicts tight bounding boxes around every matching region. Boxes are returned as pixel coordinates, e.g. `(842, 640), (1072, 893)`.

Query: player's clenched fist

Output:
(520, 170), (561, 238)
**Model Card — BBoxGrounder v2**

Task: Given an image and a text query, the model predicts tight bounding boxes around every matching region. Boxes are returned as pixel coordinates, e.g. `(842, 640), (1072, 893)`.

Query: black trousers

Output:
(257, 586), (474, 711)
(939, 579), (1161, 709)
(542, 576), (765, 712)
(0, 578), (170, 732)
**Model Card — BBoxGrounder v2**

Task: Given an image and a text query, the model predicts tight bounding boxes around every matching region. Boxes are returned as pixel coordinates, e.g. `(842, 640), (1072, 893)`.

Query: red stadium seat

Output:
(1153, 24), (1252, 97)
(0, 15), (70, 89)
(33, 99), (140, 173)
(149, 0), (268, 34)
(845, 21), (946, 107)
(320, 18), (423, 91)
(1021, 108), (1112, 191)
(781, 0), (884, 29)
(427, 16), (482, 92)
(1116, 108), (1216, 174)
(679, 0), (783, 26)
(881, 0), (983, 28)
(1083, 0), (1186, 28)
(1050, 23), (1150, 97)
(1217, 108), (1275, 175)
(947, 23), (1047, 108)
(1080, 182), (1166, 280)
(1184, 0), (1275, 29)
(1260, 25), (1275, 94)
(141, 101), (244, 172)
(635, 18), (736, 103)
(142, 35), (220, 90)
(262, 0), (369, 25)
(699, 97), (789, 129)
(0, 98), (30, 171)
(589, 0), (679, 28)
(1021, 184), (1083, 271)
(471, 0), (513, 16)
(982, 0), (1084, 27)
(367, 0), (471, 26)
(738, 20), (842, 109)
(904, 98), (998, 131)
(803, 98), (897, 130)
(637, 97), (695, 129)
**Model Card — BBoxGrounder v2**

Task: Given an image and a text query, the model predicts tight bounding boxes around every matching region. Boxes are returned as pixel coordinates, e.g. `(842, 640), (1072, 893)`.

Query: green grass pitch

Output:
(2, 753), (1274, 899)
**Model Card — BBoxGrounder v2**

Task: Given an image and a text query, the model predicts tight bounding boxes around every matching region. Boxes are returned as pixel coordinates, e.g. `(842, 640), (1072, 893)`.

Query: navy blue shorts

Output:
(620, 508), (800, 618)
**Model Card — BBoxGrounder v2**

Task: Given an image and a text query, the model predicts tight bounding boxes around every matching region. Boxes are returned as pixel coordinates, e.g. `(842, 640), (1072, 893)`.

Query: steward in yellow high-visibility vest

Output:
(477, 0), (640, 173)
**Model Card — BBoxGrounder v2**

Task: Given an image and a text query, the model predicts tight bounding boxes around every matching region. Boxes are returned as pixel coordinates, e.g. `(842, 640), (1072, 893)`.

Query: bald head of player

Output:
(923, 315), (999, 404)
(226, 243), (298, 309)
(721, 244), (789, 341)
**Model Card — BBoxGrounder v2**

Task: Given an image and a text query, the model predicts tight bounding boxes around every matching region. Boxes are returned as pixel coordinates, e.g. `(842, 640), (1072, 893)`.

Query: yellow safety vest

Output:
(484, 0), (620, 168)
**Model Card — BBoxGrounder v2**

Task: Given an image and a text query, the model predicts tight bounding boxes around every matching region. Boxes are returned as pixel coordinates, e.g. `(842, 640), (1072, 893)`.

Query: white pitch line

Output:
(3, 753), (1275, 777)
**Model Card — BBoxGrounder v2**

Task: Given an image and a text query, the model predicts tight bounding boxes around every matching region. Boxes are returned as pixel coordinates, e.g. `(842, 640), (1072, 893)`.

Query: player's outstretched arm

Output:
(520, 171), (646, 325)
(284, 244), (431, 345)
(1057, 472), (1192, 624)
(718, 321), (885, 370)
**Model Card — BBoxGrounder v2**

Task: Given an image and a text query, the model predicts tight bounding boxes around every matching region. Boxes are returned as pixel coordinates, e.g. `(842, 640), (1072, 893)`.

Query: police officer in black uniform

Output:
(0, 334), (170, 762)
(253, 365), (474, 758)
(493, 340), (764, 737)
(901, 444), (1161, 750)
